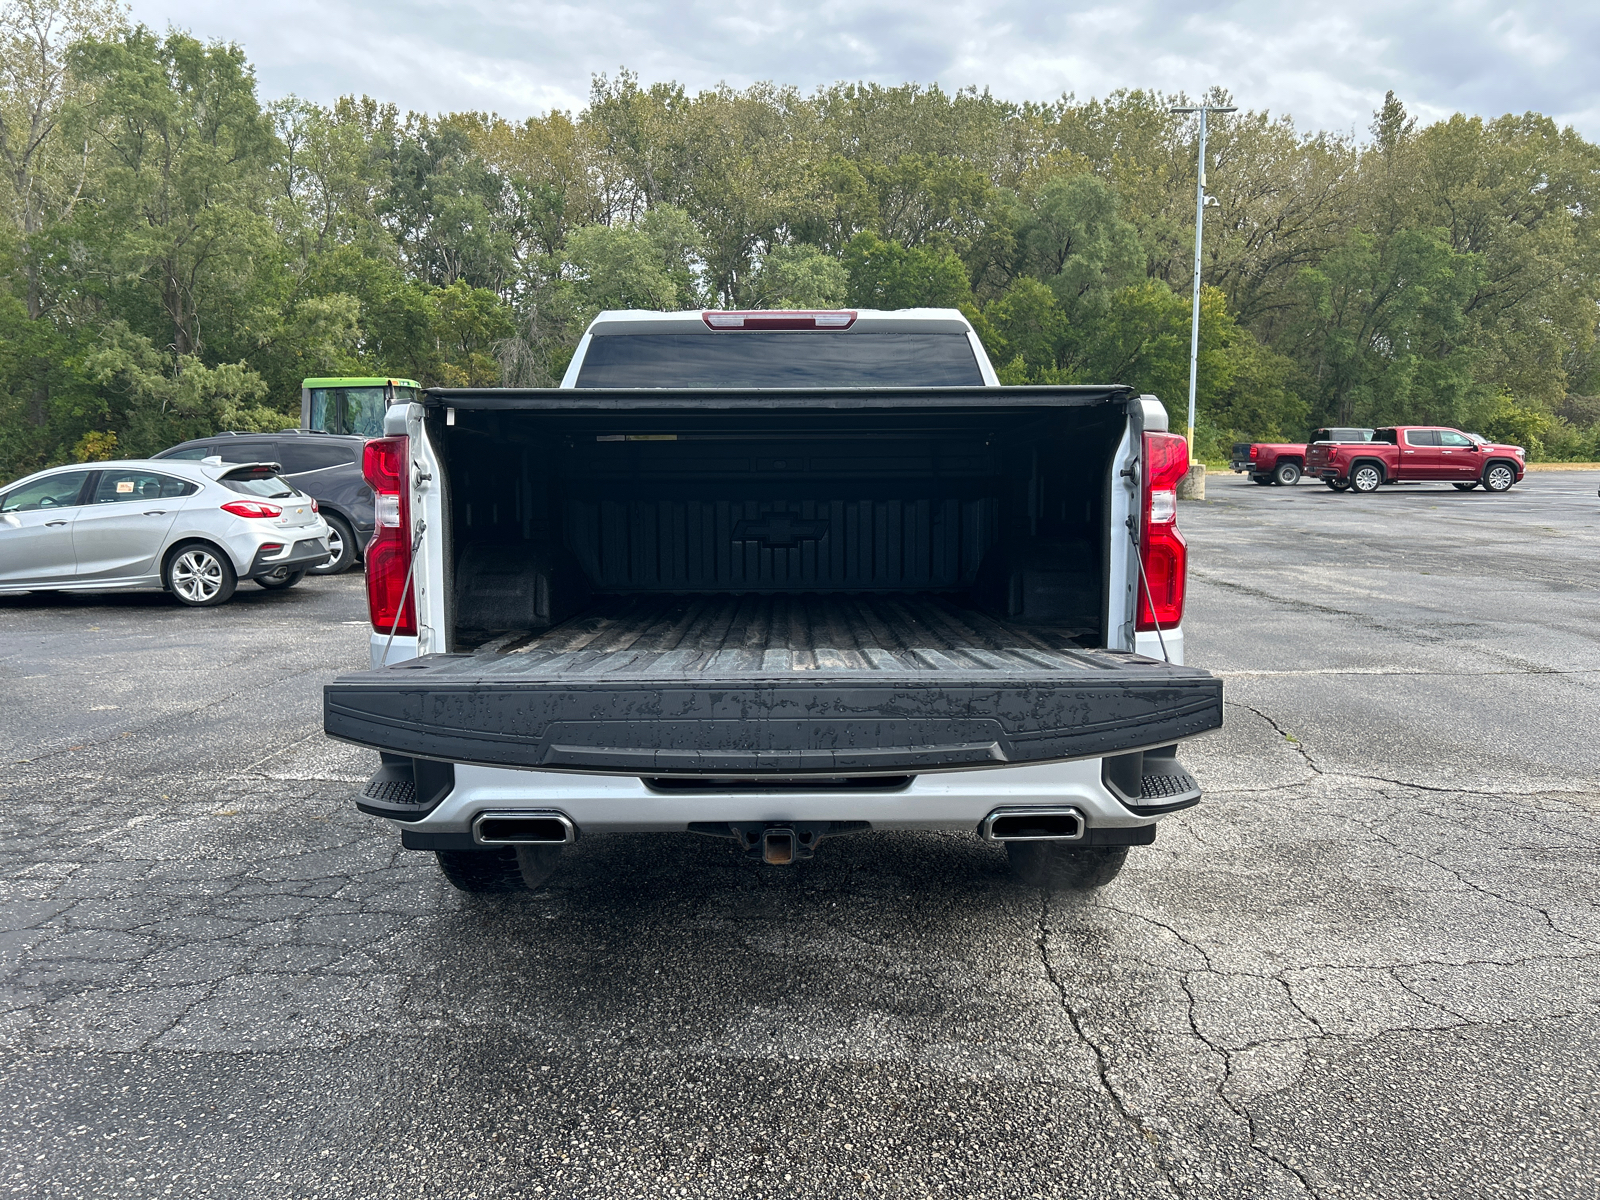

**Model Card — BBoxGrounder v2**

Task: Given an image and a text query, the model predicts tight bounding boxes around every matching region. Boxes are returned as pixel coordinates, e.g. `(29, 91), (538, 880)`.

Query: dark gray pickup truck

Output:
(323, 308), (1222, 895)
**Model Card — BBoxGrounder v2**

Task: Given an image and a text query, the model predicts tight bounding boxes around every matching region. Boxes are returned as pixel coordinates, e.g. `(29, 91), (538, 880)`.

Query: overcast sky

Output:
(123, 1), (1599, 138)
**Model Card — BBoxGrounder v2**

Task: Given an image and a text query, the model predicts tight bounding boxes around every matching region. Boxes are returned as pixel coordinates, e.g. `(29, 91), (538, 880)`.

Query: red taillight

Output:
(221, 500), (282, 519)
(310, 498), (320, 513)
(1249, 445), (1258, 459)
(362, 436), (415, 637)
(701, 310), (857, 331)
(1137, 432), (1189, 632)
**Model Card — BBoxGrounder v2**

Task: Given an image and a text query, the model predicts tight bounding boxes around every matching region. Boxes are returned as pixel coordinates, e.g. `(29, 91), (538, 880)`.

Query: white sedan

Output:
(0, 457), (332, 606)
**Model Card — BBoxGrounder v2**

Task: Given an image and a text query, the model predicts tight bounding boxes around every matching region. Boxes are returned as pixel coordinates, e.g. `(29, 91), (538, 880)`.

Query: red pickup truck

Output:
(1306, 427), (1526, 493)
(1232, 428), (1373, 486)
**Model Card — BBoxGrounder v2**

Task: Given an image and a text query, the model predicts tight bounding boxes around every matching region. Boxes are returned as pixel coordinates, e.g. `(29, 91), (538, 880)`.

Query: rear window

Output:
(275, 441), (358, 474)
(207, 441), (275, 463)
(574, 332), (985, 388)
(220, 475), (301, 499)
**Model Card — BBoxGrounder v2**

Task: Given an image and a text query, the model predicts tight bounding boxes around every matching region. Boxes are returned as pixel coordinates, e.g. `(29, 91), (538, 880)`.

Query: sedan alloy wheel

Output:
(166, 545), (237, 606)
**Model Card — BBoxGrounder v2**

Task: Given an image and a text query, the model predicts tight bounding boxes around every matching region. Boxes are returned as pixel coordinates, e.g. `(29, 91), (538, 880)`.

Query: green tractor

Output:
(301, 377), (421, 437)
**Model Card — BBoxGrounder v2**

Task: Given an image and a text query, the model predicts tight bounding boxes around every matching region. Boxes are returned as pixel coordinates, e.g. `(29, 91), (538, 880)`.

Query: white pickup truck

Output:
(323, 308), (1221, 894)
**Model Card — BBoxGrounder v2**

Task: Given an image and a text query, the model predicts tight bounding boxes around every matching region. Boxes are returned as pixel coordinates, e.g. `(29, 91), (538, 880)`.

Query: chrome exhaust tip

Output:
(472, 810), (577, 846)
(980, 807), (1086, 843)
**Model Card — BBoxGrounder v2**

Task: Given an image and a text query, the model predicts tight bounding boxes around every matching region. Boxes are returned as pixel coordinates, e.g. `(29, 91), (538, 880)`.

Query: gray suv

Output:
(154, 431), (372, 574)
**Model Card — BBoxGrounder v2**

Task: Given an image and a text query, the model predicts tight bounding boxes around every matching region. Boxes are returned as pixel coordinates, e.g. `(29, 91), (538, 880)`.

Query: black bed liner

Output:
(325, 593), (1221, 775)
(463, 593), (1101, 675)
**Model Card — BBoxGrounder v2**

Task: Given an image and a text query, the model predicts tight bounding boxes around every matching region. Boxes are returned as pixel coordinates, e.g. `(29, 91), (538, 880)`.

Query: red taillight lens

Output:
(310, 498), (320, 513)
(362, 436), (414, 637)
(1249, 446), (1258, 459)
(1137, 432), (1189, 632)
(221, 500), (282, 519)
(701, 310), (857, 330)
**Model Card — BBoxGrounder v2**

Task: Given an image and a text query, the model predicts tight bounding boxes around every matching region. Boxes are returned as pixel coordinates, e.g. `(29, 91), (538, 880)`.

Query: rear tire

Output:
(1252, 475), (1273, 485)
(1007, 843), (1130, 891)
(165, 543), (237, 607)
(1483, 462), (1516, 492)
(436, 848), (524, 893)
(516, 844), (564, 889)
(1452, 481), (1478, 491)
(255, 568), (305, 591)
(1273, 462), (1302, 486)
(309, 514), (357, 575)
(1350, 463), (1383, 493)
(1325, 479), (1350, 492)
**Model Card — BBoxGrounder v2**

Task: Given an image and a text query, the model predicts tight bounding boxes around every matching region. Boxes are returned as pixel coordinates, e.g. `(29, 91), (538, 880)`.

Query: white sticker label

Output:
(116, 480), (134, 494)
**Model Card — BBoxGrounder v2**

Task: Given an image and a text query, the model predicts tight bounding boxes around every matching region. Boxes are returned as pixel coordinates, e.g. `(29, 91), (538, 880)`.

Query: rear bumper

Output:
(245, 535), (330, 578)
(383, 756), (1181, 845)
(324, 657), (1222, 776)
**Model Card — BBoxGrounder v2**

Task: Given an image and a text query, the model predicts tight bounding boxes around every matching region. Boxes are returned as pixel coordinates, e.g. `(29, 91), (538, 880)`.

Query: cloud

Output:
(126, 0), (1600, 136)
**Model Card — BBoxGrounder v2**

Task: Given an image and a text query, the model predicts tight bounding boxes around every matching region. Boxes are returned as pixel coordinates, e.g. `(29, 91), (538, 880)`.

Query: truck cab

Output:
(301, 377), (421, 437)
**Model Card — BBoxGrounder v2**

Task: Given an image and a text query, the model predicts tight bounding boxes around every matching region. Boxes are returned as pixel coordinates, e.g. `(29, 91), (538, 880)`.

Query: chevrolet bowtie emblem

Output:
(732, 516), (829, 548)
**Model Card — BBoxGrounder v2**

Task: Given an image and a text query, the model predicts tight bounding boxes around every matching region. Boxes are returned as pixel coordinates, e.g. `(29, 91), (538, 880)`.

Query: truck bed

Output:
(326, 592), (1221, 776)
(460, 593), (1101, 678)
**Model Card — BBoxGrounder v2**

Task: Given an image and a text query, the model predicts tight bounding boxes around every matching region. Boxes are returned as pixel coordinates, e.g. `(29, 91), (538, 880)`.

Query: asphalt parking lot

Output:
(3, 469), (1599, 1199)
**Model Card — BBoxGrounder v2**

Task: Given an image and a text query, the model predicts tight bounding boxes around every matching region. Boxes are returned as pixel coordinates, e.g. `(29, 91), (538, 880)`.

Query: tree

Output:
(382, 113), (516, 294)
(744, 243), (847, 308)
(70, 26), (278, 358)
(270, 93), (396, 263)
(0, 0), (122, 319)
(842, 231), (970, 309)
(564, 205), (702, 317)
(1289, 227), (1480, 427)
(83, 319), (283, 454)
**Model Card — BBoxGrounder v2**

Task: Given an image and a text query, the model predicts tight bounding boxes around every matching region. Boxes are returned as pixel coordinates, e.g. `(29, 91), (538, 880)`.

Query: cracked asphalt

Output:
(3, 469), (1599, 1199)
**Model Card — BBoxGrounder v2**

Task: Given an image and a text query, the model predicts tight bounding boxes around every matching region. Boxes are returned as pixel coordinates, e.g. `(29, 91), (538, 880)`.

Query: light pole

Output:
(1170, 103), (1236, 460)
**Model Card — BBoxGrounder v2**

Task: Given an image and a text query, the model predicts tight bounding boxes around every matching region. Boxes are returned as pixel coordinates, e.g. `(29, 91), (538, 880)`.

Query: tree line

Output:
(4, 0), (1599, 483)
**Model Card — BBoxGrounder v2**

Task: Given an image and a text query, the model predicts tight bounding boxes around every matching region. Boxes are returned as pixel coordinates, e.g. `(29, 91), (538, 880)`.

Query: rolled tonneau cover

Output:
(324, 608), (1222, 774)
(422, 383), (1134, 412)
